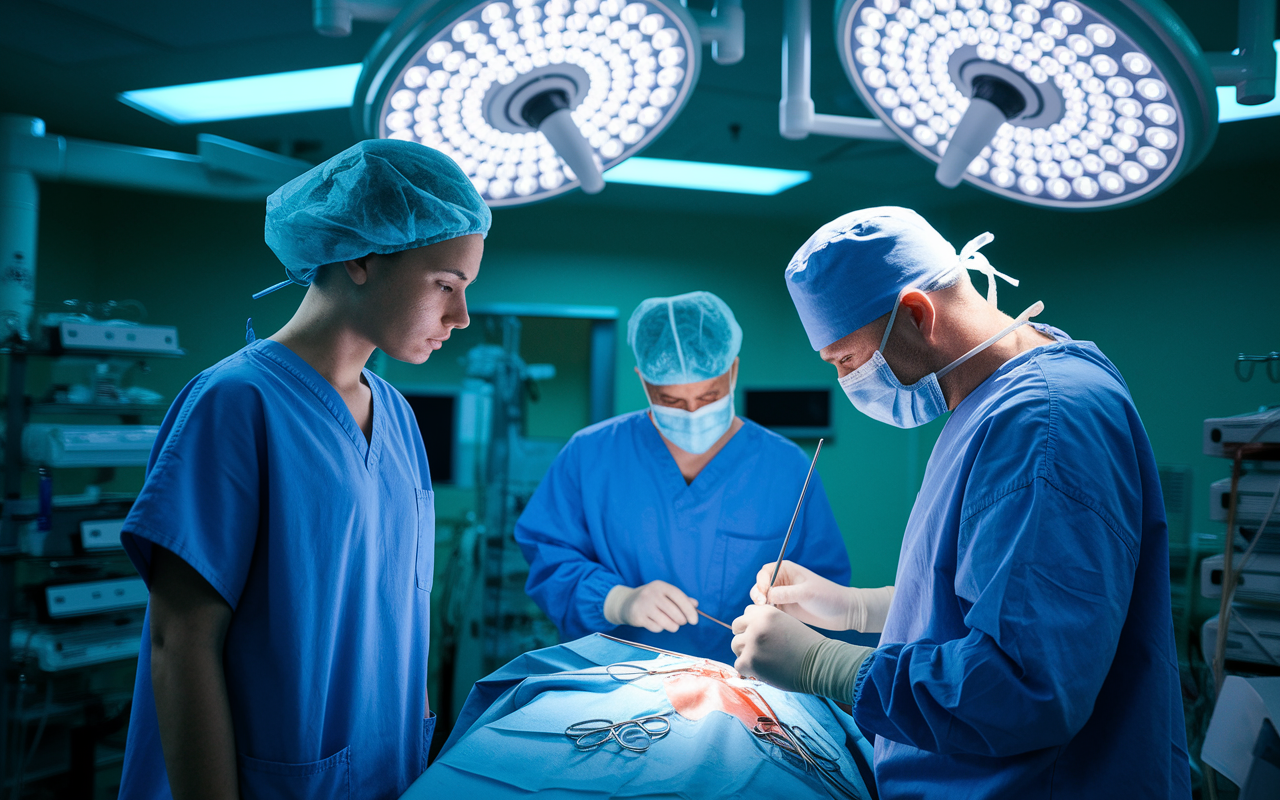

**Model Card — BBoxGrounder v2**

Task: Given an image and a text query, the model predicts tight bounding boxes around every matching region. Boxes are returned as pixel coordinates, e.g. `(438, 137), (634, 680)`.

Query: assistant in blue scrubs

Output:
(515, 292), (850, 661)
(120, 340), (435, 798)
(116, 139), (491, 800)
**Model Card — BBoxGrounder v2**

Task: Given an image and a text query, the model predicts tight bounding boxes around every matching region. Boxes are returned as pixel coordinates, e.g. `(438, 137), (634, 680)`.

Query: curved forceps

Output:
(565, 715), (672, 752)
(752, 717), (841, 771)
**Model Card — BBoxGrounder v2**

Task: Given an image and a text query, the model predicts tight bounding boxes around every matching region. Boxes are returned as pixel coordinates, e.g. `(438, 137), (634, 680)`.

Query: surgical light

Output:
(354, 0), (700, 207)
(119, 65), (363, 124)
(834, 0), (1221, 209)
(603, 157), (812, 194)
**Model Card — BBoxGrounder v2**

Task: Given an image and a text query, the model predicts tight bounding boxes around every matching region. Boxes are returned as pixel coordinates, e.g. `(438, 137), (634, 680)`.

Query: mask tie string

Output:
(958, 232), (1019, 308)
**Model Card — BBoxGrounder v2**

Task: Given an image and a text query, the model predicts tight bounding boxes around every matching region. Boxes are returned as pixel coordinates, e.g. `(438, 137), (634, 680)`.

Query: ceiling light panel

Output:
(603, 158), (812, 194)
(119, 64), (363, 124)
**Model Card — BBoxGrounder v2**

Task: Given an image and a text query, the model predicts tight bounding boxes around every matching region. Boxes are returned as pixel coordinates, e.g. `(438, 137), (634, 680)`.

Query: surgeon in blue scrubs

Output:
(731, 207), (1191, 798)
(117, 140), (490, 800)
(514, 291), (850, 661)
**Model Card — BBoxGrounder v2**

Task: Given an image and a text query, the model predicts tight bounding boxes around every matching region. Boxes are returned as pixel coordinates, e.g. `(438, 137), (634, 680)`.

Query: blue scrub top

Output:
(514, 411), (851, 661)
(852, 326), (1191, 798)
(118, 339), (436, 800)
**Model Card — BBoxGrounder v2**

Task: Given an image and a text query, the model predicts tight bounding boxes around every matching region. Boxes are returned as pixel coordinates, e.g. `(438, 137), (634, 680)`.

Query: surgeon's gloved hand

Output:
(729, 605), (824, 693)
(732, 605), (876, 703)
(604, 581), (699, 633)
(751, 560), (895, 633)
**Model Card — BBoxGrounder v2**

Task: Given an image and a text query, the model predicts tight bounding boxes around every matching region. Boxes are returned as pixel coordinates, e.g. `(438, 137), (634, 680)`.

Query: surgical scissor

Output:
(604, 661), (698, 682)
(565, 715), (672, 752)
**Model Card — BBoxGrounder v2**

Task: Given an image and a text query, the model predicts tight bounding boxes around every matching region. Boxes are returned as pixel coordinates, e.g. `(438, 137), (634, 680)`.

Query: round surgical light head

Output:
(355, 0), (700, 207)
(835, 0), (1217, 209)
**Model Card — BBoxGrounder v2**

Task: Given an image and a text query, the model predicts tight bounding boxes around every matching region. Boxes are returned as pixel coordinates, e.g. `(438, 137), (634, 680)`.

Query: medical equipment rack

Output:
(0, 341), (180, 798)
(1209, 441), (1280, 694)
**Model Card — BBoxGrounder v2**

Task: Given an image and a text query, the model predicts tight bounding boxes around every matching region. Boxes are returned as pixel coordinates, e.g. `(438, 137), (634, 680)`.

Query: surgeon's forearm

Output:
(603, 585), (633, 625)
(150, 548), (239, 800)
(795, 639), (876, 704)
(848, 586), (896, 633)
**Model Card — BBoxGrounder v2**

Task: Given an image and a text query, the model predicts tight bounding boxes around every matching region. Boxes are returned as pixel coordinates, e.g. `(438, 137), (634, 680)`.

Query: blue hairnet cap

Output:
(627, 291), (743, 386)
(785, 207), (961, 351)
(264, 139), (491, 288)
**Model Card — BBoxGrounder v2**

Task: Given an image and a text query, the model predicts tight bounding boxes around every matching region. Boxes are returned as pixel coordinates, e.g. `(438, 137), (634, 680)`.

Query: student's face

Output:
(359, 234), (483, 364)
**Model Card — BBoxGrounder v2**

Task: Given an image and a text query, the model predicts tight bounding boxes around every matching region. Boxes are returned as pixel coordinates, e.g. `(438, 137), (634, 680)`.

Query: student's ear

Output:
(342, 254), (375, 286)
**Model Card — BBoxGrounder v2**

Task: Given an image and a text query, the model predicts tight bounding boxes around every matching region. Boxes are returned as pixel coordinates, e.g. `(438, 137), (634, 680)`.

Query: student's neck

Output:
(269, 295), (374, 393)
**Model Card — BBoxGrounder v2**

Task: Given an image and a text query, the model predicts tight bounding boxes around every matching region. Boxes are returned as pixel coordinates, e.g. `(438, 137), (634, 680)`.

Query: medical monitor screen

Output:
(404, 393), (455, 485)
(743, 389), (832, 439)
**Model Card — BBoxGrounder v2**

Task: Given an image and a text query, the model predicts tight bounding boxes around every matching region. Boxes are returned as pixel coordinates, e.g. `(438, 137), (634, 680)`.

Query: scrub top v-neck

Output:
(119, 339), (437, 800)
(515, 410), (851, 660)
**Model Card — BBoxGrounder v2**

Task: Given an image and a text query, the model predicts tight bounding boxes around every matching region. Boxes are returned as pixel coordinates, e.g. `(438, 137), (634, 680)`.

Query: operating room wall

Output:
(28, 151), (1280, 592)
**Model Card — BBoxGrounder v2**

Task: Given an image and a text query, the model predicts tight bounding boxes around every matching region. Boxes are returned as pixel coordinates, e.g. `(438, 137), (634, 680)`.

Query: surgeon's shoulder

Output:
(737, 418), (813, 464)
(566, 409), (650, 446)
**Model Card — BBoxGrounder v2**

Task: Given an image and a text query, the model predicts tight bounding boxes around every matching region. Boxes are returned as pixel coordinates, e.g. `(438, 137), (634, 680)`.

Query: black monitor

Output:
(743, 388), (833, 439)
(403, 392), (456, 485)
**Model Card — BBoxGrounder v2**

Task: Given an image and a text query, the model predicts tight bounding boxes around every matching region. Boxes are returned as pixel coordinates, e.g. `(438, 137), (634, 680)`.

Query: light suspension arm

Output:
(313, 0), (405, 37)
(780, 0), (897, 141)
(1203, 0), (1277, 105)
(687, 0), (745, 66)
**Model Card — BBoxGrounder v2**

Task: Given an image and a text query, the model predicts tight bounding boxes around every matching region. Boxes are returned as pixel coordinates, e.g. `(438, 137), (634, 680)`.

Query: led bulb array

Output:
(841, 0), (1187, 208)
(378, 0), (698, 206)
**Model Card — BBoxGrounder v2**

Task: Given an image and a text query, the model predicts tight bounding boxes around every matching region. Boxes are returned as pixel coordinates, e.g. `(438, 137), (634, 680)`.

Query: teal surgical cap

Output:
(785, 206), (1012, 350)
(628, 291), (743, 386)
(262, 139), (491, 294)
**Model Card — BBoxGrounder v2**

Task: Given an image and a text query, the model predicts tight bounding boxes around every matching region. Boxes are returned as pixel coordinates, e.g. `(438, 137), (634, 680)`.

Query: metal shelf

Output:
(0, 346), (184, 360)
(29, 402), (166, 416)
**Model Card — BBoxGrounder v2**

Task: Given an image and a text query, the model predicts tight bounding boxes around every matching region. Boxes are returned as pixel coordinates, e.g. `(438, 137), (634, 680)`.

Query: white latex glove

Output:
(751, 560), (895, 633)
(730, 604), (825, 693)
(603, 581), (699, 633)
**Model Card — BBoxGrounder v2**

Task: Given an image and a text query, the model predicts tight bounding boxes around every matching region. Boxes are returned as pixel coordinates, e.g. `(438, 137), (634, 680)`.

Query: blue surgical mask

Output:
(648, 391), (736, 455)
(839, 299), (1044, 429)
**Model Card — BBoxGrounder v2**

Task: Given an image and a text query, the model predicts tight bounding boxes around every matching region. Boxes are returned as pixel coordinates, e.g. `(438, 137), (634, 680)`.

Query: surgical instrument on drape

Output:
(565, 715), (672, 752)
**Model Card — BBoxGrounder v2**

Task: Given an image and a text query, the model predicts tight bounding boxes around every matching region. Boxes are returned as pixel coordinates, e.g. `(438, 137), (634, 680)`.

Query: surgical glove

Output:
(751, 560), (895, 633)
(729, 605), (825, 693)
(604, 581), (699, 633)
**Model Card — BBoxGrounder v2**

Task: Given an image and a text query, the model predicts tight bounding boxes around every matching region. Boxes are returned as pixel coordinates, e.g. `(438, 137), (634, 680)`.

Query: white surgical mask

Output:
(645, 379), (736, 455)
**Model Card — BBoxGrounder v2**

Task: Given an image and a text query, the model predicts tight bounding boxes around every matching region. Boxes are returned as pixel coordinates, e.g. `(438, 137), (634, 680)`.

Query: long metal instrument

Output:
(697, 608), (733, 630)
(765, 438), (824, 603)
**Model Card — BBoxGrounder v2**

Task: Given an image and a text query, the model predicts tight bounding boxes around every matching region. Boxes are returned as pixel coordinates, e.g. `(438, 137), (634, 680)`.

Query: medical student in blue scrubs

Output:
(731, 207), (1191, 798)
(116, 140), (491, 800)
(515, 291), (851, 660)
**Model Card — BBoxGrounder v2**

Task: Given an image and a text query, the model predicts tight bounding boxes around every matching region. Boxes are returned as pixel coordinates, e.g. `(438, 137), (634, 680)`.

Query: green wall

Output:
(29, 151), (1280, 590)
